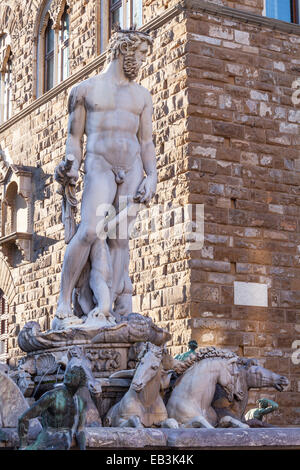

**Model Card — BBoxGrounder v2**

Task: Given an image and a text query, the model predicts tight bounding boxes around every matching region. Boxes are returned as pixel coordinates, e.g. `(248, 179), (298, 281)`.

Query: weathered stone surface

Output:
(165, 428), (300, 449)
(0, 371), (41, 431)
(85, 427), (167, 449)
(3, 425), (300, 449)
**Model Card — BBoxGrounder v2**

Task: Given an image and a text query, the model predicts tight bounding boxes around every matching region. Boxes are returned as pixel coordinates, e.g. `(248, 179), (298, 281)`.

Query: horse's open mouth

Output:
(274, 383), (284, 392)
(274, 378), (289, 392)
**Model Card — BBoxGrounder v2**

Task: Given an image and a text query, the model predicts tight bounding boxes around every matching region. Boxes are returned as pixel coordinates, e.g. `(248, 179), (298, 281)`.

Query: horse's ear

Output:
(227, 357), (238, 364)
(248, 358), (259, 366)
(242, 358), (259, 368)
(109, 369), (136, 379)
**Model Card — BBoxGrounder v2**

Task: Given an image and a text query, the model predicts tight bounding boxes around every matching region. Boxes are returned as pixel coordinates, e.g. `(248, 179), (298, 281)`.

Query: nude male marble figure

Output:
(52, 29), (156, 330)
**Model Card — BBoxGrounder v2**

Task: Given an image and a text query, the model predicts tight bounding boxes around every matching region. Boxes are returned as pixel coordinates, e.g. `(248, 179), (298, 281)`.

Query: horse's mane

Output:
(137, 342), (162, 362)
(173, 347), (238, 375)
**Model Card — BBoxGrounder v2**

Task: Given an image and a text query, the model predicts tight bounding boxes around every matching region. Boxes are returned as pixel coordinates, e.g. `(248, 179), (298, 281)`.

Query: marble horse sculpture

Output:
(105, 342), (178, 428)
(212, 358), (289, 428)
(166, 349), (244, 428)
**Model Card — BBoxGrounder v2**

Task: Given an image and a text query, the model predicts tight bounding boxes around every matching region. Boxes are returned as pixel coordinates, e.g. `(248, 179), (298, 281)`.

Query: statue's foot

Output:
(51, 314), (84, 331)
(81, 308), (115, 329)
(106, 313), (117, 325)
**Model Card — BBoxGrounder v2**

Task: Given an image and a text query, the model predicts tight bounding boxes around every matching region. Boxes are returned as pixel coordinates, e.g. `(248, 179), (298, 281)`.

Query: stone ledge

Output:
(85, 427), (300, 449)
(2, 427), (300, 450)
(163, 427), (300, 449)
(85, 427), (300, 450)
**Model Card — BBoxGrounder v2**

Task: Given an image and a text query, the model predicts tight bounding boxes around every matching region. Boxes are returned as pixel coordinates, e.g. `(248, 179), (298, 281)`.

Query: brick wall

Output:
(183, 5), (300, 425)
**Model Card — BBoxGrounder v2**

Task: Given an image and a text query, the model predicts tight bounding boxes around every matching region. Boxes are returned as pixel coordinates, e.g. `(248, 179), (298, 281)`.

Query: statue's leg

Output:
(54, 162), (117, 328)
(87, 238), (116, 325)
(183, 415), (215, 429)
(119, 415), (144, 428)
(109, 160), (144, 317)
(219, 415), (249, 428)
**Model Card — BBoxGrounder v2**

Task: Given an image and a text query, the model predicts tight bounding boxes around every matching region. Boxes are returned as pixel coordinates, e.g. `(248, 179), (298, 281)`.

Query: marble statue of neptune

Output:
(52, 29), (156, 330)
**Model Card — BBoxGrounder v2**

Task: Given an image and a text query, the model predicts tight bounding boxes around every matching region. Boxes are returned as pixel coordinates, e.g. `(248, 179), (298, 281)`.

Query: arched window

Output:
(109, 0), (143, 34)
(44, 18), (55, 92)
(0, 289), (8, 361)
(36, 1), (71, 97)
(59, 5), (70, 82)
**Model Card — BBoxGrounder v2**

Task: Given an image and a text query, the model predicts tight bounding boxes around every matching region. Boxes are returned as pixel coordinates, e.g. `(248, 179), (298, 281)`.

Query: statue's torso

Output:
(42, 388), (76, 430)
(83, 75), (146, 170)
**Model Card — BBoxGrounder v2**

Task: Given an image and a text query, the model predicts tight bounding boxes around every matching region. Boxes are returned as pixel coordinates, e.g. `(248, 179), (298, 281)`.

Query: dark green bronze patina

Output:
(18, 365), (87, 450)
(0, 429), (8, 442)
(175, 340), (198, 361)
(245, 398), (278, 426)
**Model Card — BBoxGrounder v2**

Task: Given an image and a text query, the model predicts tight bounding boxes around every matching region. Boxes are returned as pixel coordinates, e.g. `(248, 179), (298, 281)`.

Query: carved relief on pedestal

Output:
(0, 157), (33, 264)
(85, 348), (121, 373)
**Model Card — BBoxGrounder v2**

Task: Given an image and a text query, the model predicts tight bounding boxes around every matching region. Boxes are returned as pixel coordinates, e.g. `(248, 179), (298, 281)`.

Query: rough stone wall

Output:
(184, 6), (300, 425)
(224, 0), (263, 14)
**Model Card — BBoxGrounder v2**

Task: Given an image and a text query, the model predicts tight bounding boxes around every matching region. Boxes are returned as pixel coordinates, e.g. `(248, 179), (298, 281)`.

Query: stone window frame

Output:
(96, 1), (144, 58)
(0, 33), (13, 124)
(44, 17), (55, 93)
(97, 0), (110, 54)
(108, 0), (143, 35)
(58, 4), (70, 83)
(35, 0), (71, 98)
(0, 289), (8, 362)
(0, 162), (33, 265)
(263, 0), (300, 23)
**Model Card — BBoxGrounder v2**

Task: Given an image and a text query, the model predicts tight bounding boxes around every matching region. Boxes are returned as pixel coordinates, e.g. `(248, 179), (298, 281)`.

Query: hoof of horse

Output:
(219, 416), (249, 429)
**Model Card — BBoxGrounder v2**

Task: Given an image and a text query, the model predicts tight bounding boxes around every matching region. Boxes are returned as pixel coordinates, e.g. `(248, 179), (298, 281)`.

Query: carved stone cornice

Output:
(49, 0), (68, 29)
(0, 232), (32, 263)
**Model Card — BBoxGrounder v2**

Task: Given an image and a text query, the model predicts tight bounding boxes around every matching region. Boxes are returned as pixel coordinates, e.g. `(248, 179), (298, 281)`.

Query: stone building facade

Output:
(0, 0), (300, 425)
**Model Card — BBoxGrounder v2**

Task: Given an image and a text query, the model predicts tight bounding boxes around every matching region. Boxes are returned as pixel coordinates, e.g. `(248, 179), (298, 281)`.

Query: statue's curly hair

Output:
(105, 30), (153, 66)
(65, 364), (87, 388)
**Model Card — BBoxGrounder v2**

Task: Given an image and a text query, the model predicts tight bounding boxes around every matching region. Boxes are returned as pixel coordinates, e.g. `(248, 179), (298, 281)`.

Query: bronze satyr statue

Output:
(18, 365), (87, 450)
(244, 398), (279, 428)
(175, 340), (198, 361)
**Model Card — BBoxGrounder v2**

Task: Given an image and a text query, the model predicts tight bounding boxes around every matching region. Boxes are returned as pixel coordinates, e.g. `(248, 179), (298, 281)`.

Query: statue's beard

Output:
(123, 52), (139, 80)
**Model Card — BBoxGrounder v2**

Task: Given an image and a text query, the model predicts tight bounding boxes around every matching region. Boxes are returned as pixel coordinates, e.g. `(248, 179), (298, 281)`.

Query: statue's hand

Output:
(54, 159), (79, 186)
(134, 174), (157, 204)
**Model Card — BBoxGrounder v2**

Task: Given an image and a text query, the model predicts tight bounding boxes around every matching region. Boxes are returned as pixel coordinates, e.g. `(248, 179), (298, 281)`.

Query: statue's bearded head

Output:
(106, 29), (153, 80)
